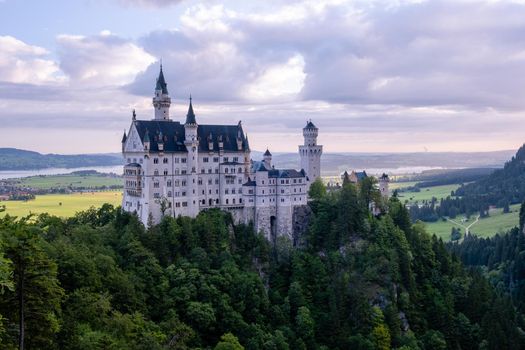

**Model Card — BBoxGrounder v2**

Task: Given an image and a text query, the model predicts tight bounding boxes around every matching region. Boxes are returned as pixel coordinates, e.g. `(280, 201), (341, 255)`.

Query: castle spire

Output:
(152, 63), (171, 120)
(155, 63), (168, 94)
(185, 95), (197, 125)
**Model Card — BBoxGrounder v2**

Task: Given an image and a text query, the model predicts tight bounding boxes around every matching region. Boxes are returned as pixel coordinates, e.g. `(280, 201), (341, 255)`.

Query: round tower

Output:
(299, 120), (323, 185)
(379, 173), (390, 198)
(152, 64), (171, 120)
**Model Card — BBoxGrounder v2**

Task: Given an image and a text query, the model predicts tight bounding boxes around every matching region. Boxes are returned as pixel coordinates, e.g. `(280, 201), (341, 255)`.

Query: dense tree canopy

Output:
(0, 184), (523, 349)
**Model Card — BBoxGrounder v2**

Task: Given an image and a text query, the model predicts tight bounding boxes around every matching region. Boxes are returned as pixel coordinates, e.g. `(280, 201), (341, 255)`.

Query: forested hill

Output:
(1, 180), (523, 349)
(423, 144), (525, 218)
(0, 148), (122, 170)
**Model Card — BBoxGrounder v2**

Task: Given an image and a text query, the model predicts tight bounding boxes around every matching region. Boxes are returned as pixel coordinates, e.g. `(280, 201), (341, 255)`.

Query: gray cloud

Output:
(124, 1), (525, 111)
(3, 0), (525, 153)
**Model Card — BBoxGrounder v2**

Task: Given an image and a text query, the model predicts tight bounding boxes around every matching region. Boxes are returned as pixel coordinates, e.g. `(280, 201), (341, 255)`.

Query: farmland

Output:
(0, 191), (123, 218)
(15, 173), (122, 190)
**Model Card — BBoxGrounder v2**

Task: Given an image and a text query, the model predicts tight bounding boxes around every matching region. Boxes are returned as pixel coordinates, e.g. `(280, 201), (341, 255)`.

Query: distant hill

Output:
(258, 149), (514, 175)
(0, 148), (123, 171)
(412, 144), (525, 219)
(454, 144), (525, 208)
(0, 148), (515, 172)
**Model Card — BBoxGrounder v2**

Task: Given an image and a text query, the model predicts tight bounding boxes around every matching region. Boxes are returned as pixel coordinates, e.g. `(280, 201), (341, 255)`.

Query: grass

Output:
(423, 204), (520, 241)
(397, 184), (460, 204)
(390, 181), (419, 190)
(0, 191), (123, 218)
(15, 174), (122, 189)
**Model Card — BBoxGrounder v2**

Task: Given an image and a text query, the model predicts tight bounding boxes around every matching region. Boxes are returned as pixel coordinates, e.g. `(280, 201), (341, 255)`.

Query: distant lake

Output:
(0, 165), (447, 180)
(0, 165), (123, 180)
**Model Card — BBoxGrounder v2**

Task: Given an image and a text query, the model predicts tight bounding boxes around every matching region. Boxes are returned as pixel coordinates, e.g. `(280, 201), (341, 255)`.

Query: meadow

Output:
(16, 174), (122, 189)
(0, 191), (123, 218)
(395, 183), (459, 204)
(392, 181), (519, 241)
(423, 204), (520, 241)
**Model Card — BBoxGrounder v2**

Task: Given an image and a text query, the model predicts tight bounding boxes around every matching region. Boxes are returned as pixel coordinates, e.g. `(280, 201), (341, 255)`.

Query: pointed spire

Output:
(305, 119), (316, 128)
(132, 109), (136, 121)
(121, 129), (127, 143)
(185, 95), (197, 125)
(155, 62), (168, 94)
(264, 148), (272, 156)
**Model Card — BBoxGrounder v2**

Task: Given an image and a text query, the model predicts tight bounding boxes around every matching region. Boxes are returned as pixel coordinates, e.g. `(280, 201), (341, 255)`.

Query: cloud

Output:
(4, 0), (525, 154)
(57, 32), (156, 86)
(0, 36), (64, 85)
(123, 0), (525, 111)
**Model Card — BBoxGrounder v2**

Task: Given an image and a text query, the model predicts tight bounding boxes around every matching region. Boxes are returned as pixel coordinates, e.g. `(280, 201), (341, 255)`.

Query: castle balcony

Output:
(124, 163), (143, 197)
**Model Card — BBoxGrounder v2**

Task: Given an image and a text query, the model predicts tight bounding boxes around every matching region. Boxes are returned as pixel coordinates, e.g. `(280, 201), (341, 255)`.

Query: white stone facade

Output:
(121, 67), (321, 239)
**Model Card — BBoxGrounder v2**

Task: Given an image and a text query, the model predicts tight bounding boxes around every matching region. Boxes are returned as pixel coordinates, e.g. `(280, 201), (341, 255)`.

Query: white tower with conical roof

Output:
(152, 64), (171, 120)
(299, 120), (322, 185)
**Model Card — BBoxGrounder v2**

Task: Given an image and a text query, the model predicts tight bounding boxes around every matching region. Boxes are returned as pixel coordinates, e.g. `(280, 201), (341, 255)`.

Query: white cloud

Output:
(0, 36), (64, 85)
(243, 54), (306, 101)
(57, 33), (156, 86)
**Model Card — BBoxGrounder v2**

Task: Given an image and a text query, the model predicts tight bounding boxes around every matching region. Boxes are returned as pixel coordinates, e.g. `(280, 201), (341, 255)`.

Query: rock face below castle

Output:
(121, 66), (322, 240)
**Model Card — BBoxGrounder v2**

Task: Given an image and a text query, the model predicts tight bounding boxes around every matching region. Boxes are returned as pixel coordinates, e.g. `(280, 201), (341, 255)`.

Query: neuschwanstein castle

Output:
(121, 66), (322, 239)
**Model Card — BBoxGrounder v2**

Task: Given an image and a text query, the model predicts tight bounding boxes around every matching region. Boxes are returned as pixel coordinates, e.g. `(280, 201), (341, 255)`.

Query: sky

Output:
(1, 0), (525, 154)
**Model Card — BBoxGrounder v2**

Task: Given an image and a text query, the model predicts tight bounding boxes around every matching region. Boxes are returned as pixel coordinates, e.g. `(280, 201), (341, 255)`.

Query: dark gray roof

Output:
(185, 98), (196, 124)
(268, 168), (306, 179)
(264, 149), (272, 156)
(221, 161), (243, 165)
(133, 120), (248, 153)
(125, 163), (141, 167)
(121, 130), (127, 143)
(156, 66), (168, 94)
(305, 120), (316, 128)
(356, 171), (368, 181)
(243, 179), (256, 187)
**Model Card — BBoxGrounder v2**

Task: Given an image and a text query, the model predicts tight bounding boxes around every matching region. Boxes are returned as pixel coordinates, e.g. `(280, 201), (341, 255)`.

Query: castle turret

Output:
(263, 148), (272, 169)
(184, 96), (199, 217)
(299, 120), (323, 185)
(152, 64), (171, 121)
(379, 173), (390, 198)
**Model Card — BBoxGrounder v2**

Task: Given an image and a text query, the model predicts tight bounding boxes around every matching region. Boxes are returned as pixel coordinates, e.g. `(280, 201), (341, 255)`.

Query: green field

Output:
(0, 191), (123, 218)
(14, 174), (122, 189)
(423, 204), (520, 241)
(397, 184), (460, 204)
(389, 181), (419, 190)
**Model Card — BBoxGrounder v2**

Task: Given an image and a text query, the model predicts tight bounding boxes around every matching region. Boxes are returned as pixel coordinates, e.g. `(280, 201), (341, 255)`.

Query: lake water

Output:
(0, 165), (123, 180)
(0, 165), (445, 180)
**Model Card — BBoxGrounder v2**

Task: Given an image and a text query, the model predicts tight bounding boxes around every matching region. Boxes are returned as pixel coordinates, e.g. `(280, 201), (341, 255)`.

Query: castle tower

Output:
(184, 96), (199, 217)
(379, 173), (390, 198)
(299, 120), (322, 185)
(152, 64), (171, 120)
(263, 148), (272, 169)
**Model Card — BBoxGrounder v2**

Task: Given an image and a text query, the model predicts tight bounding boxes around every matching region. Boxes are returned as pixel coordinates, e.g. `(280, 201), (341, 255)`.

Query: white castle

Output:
(121, 66), (322, 239)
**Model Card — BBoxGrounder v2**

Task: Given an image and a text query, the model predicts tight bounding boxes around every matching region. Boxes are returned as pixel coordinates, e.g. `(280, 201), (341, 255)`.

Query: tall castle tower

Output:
(379, 173), (390, 198)
(299, 120), (322, 184)
(184, 96), (199, 217)
(152, 65), (171, 120)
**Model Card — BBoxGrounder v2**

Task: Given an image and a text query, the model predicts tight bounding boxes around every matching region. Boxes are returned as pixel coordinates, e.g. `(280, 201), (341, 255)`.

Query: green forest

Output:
(0, 179), (524, 349)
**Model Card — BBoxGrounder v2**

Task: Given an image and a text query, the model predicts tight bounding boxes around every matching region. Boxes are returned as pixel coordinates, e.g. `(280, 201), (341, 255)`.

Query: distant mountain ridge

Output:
(260, 149), (515, 175)
(0, 148), (515, 172)
(0, 148), (122, 171)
